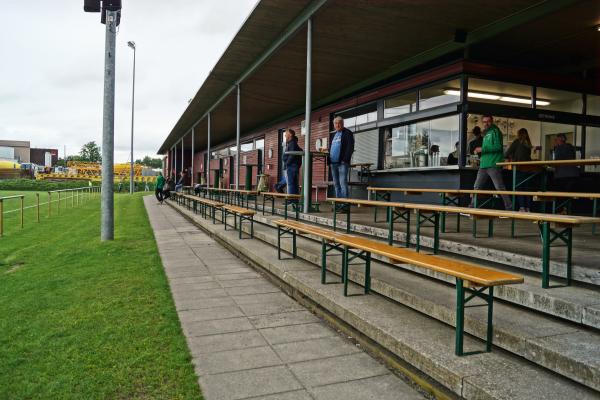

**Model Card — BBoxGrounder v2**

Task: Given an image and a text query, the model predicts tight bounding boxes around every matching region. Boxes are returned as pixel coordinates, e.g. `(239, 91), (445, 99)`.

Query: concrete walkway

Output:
(144, 196), (426, 400)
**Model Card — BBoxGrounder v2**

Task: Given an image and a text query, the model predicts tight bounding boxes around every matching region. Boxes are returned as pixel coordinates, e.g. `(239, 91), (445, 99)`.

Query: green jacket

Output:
(156, 175), (165, 189)
(480, 124), (504, 169)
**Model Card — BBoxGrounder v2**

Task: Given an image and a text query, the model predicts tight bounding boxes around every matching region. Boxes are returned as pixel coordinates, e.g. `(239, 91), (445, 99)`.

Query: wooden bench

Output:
(261, 192), (302, 220)
(328, 197), (600, 288)
(368, 186), (600, 235)
(178, 194), (224, 224)
(222, 205), (255, 239)
(274, 219), (523, 356)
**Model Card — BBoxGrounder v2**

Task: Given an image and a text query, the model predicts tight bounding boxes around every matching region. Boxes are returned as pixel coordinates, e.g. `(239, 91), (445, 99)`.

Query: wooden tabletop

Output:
(326, 198), (600, 225)
(368, 187), (600, 199)
(368, 187), (462, 194)
(497, 159), (600, 167)
(261, 192), (302, 199)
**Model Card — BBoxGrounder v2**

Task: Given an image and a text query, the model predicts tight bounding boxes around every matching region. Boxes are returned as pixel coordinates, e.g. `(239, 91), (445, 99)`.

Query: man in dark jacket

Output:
(275, 129), (302, 195)
(328, 116), (355, 200)
(552, 133), (579, 192)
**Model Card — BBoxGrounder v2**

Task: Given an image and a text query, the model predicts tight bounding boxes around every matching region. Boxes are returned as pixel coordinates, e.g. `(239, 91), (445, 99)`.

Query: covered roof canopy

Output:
(159, 0), (600, 155)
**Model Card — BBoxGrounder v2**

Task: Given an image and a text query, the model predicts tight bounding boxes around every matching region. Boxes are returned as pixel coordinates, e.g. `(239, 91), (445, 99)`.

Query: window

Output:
(466, 114), (582, 162)
(536, 88), (582, 113)
(419, 79), (461, 110)
(351, 129), (379, 166)
(383, 115), (459, 169)
(467, 78), (534, 108)
(586, 126), (600, 157)
(240, 142), (254, 152)
(334, 103), (378, 132)
(384, 91), (417, 118)
(588, 95), (600, 116)
(255, 138), (264, 150)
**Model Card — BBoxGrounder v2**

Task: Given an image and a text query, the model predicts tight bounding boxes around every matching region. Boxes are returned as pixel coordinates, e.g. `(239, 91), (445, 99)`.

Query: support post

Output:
(129, 41), (136, 194)
(101, 9), (117, 241)
(302, 18), (313, 214)
(236, 84), (241, 189)
(207, 113), (211, 188)
(191, 127), (195, 186)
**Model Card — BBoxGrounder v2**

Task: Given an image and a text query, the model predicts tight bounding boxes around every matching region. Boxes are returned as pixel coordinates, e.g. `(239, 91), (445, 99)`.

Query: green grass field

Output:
(0, 193), (202, 399)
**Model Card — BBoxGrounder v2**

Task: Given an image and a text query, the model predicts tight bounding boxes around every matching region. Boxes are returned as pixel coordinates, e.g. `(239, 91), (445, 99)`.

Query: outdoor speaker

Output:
(84, 0), (101, 12)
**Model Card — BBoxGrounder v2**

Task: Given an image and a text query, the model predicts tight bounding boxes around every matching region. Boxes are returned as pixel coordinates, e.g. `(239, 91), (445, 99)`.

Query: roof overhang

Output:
(159, 0), (600, 155)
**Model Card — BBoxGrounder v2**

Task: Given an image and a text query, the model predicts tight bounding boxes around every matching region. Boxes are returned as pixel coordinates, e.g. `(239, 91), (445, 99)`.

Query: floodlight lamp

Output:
(128, 41), (136, 49)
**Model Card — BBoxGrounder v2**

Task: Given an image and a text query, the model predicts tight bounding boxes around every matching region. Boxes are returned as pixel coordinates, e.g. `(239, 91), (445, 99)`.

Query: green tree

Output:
(135, 155), (163, 168)
(79, 141), (102, 162)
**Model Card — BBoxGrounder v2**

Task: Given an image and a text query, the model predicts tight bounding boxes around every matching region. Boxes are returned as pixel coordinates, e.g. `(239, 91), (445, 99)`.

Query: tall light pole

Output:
(127, 40), (136, 194)
(84, 0), (121, 241)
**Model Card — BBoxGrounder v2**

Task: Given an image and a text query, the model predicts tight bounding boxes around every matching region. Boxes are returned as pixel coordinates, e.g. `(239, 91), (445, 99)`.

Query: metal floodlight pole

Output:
(101, 8), (117, 241)
(302, 18), (312, 214)
(191, 127), (195, 186)
(127, 40), (136, 194)
(235, 84), (241, 189)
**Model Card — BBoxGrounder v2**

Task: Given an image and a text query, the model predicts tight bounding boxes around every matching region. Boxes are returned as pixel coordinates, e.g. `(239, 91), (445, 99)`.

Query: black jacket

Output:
(553, 143), (579, 179)
(282, 137), (302, 168)
(327, 128), (355, 165)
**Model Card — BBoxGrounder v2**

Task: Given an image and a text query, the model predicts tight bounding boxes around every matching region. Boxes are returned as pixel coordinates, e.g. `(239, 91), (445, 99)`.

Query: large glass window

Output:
(466, 114), (582, 163)
(419, 79), (461, 110)
(588, 95), (600, 116)
(383, 115), (459, 169)
(536, 88), (582, 113)
(586, 126), (600, 159)
(467, 78), (534, 108)
(383, 91), (417, 118)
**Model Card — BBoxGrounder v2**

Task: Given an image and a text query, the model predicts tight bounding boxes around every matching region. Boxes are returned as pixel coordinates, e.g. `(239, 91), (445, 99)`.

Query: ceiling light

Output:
(444, 89), (550, 106)
(597, 25), (600, 31)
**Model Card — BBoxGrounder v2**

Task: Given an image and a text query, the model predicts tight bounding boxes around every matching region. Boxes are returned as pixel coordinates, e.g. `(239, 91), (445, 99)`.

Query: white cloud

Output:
(0, 0), (257, 162)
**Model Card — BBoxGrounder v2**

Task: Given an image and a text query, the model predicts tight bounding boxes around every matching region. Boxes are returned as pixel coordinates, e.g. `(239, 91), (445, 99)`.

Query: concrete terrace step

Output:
(252, 204), (600, 330)
(169, 200), (600, 399)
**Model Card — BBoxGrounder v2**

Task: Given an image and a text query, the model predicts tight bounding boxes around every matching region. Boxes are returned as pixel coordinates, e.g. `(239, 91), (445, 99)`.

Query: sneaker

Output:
(518, 207), (526, 212)
(275, 184), (285, 194)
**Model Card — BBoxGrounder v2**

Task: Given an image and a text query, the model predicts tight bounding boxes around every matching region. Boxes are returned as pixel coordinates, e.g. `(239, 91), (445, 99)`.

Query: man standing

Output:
(281, 129), (302, 197)
(328, 116), (355, 204)
(472, 115), (512, 210)
(155, 171), (165, 203)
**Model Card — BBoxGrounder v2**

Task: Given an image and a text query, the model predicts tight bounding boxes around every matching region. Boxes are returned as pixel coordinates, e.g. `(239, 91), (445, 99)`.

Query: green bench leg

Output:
(343, 246), (349, 296)
(277, 225), (282, 260)
(541, 222), (550, 289)
(593, 199), (597, 235)
(455, 280), (495, 356)
(433, 212), (440, 254)
(387, 207), (393, 245)
(455, 279), (465, 356)
(262, 196), (266, 216)
(365, 252), (371, 294)
(346, 205), (351, 233)
(416, 210), (421, 252)
(321, 239), (327, 284)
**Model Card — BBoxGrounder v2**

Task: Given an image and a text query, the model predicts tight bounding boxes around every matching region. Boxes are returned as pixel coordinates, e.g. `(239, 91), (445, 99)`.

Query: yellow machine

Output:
(36, 161), (156, 183)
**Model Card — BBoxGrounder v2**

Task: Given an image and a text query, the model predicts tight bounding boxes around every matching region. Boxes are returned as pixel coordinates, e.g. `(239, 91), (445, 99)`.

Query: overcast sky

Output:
(0, 0), (257, 163)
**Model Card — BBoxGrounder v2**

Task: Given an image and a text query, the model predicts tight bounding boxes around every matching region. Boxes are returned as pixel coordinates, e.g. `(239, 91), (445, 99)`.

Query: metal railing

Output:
(0, 186), (101, 237)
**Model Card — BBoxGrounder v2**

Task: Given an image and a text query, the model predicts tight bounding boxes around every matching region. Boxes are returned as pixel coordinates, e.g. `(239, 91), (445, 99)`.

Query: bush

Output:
(0, 179), (97, 191)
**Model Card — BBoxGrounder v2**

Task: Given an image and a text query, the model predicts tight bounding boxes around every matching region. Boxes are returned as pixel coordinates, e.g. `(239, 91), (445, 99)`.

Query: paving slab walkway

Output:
(144, 196), (426, 400)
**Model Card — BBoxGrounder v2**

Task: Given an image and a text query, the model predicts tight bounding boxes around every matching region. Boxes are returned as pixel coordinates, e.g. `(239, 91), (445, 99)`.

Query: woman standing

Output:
(505, 128), (533, 212)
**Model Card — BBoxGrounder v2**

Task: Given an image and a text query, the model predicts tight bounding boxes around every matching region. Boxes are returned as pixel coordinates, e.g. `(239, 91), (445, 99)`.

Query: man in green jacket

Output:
(155, 171), (165, 203)
(471, 115), (512, 210)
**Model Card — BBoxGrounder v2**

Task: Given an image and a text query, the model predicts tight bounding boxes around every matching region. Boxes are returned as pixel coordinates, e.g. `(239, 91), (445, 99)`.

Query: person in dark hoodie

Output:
(328, 116), (355, 205)
(552, 133), (579, 193)
(275, 129), (302, 197)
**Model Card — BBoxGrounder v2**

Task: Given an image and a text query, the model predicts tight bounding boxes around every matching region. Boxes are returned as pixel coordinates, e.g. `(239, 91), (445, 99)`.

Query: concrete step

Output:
(169, 200), (599, 400)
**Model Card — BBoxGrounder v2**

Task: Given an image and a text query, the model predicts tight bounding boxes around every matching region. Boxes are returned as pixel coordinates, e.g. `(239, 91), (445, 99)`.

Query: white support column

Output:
(207, 113), (211, 188)
(302, 18), (312, 214)
(191, 127), (195, 186)
(235, 84), (241, 189)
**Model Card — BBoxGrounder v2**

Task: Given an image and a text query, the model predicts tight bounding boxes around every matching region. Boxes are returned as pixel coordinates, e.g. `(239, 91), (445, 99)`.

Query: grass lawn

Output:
(0, 193), (202, 399)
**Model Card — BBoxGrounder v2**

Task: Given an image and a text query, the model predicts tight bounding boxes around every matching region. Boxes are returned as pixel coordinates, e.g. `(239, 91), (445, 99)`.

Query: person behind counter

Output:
(468, 126), (483, 155)
(447, 142), (459, 165)
(505, 128), (533, 211)
(552, 133), (579, 193)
